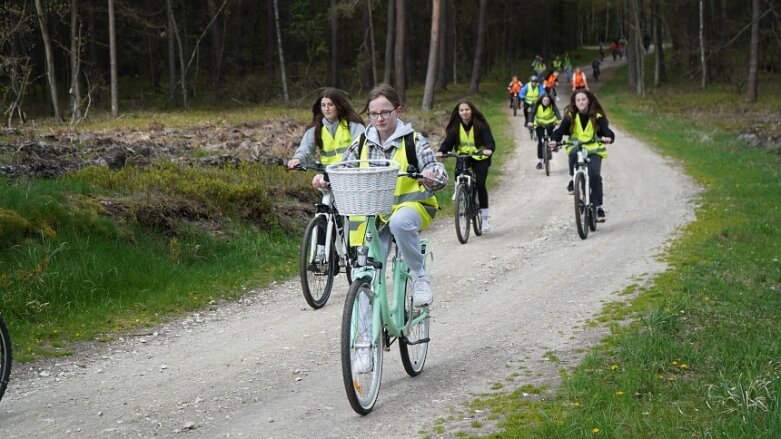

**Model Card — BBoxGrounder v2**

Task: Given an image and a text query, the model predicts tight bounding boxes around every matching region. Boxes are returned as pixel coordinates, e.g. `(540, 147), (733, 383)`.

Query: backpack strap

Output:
(356, 132), (420, 172)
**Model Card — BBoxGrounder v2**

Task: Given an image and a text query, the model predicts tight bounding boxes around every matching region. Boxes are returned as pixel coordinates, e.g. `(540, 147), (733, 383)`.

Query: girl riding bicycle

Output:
(341, 84), (447, 308)
(549, 90), (615, 222)
(287, 87), (365, 186)
(436, 100), (495, 230)
(527, 94), (561, 170)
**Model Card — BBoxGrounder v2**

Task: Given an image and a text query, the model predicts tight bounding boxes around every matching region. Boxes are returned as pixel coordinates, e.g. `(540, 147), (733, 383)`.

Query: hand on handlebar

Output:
(287, 158), (301, 169)
(312, 173), (329, 189)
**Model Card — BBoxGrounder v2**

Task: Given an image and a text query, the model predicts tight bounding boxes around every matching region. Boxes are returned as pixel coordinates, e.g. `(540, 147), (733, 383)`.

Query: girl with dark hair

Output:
(436, 100), (496, 230)
(549, 90), (615, 222)
(287, 87), (364, 189)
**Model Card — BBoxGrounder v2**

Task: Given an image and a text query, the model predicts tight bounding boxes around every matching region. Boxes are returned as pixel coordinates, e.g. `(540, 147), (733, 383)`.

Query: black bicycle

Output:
(0, 314), (11, 402)
(555, 140), (598, 239)
(538, 127), (556, 177)
(510, 93), (520, 117)
(442, 152), (485, 244)
(290, 163), (354, 309)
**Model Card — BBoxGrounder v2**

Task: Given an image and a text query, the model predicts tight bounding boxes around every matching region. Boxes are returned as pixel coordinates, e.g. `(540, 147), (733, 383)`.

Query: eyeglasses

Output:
(367, 108), (397, 120)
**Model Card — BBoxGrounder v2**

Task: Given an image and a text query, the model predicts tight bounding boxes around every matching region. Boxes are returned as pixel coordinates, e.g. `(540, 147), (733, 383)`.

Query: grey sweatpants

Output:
(378, 206), (426, 279)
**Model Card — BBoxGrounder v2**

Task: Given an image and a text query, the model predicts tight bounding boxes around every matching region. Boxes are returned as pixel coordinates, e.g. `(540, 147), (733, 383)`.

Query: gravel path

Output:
(0, 61), (699, 438)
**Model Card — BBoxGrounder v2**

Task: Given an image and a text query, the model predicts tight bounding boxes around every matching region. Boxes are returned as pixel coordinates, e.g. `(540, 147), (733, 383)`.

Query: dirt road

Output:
(0, 62), (699, 438)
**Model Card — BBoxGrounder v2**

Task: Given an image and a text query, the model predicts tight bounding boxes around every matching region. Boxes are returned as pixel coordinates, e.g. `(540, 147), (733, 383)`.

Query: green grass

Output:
(439, 66), (781, 438)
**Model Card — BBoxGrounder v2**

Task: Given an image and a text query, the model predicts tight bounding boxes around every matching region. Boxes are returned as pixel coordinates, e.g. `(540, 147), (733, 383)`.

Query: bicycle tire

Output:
(300, 215), (335, 309)
(472, 195), (483, 236)
(588, 205), (598, 232)
(399, 275), (430, 377)
(574, 173), (589, 240)
(341, 277), (383, 415)
(454, 184), (471, 244)
(512, 97), (518, 116)
(0, 315), (11, 403)
(543, 145), (551, 176)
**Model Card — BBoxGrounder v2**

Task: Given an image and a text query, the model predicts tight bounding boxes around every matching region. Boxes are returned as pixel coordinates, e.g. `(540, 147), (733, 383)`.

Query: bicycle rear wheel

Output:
(0, 315), (11, 403)
(472, 198), (483, 236)
(588, 205), (598, 232)
(574, 173), (589, 240)
(341, 278), (383, 415)
(300, 215), (335, 309)
(454, 184), (471, 244)
(400, 276), (430, 376)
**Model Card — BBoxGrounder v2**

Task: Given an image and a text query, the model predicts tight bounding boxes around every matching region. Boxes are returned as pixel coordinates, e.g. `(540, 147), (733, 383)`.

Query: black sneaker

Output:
(567, 180), (574, 194)
(597, 208), (606, 222)
(536, 162), (543, 170)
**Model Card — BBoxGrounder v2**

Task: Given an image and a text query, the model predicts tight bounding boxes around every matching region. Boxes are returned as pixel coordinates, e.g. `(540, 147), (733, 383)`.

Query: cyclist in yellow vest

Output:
(519, 76), (546, 127)
(287, 88), (364, 261)
(549, 90), (615, 222)
(341, 85), (447, 308)
(288, 87), (365, 180)
(436, 100), (495, 230)
(527, 94), (561, 170)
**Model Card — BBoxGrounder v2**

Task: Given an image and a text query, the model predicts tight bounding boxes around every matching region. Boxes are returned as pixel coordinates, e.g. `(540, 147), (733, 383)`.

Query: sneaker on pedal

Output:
(567, 180), (574, 194)
(536, 162), (543, 170)
(481, 213), (490, 231)
(412, 274), (433, 308)
(354, 347), (373, 374)
(597, 208), (607, 222)
(316, 245), (326, 263)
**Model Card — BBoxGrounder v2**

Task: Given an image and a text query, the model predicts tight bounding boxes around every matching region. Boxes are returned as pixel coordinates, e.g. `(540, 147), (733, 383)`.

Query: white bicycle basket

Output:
(325, 159), (400, 216)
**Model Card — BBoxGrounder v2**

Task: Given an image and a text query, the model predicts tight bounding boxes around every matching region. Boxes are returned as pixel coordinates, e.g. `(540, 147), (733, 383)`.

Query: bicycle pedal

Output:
(403, 337), (431, 346)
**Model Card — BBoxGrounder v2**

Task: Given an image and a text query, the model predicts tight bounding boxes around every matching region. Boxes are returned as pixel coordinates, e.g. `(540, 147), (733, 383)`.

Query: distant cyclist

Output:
(543, 70), (560, 101)
(549, 90), (615, 222)
(507, 75), (523, 108)
(436, 100), (496, 231)
(571, 67), (589, 92)
(527, 94), (561, 170)
(519, 76), (546, 126)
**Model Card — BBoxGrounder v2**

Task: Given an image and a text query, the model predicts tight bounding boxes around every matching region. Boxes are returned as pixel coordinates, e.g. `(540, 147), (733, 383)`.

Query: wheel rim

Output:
(400, 278), (429, 376)
(300, 217), (334, 308)
(574, 175), (588, 239)
(342, 280), (383, 414)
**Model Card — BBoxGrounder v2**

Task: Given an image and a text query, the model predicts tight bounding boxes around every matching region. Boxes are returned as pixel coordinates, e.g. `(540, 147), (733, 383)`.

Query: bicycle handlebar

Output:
(437, 151), (489, 160)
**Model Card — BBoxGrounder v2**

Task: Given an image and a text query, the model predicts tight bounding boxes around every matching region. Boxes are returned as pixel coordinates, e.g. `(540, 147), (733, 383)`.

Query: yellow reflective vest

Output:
(534, 105), (558, 126)
(568, 113), (607, 158)
(457, 124), (489, 161)
(348, 134), (439, 246)
(319, 120), (353, 165)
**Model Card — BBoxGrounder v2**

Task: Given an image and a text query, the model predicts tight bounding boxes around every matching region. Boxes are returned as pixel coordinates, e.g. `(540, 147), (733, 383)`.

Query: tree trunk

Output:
(421, 0), (441, 111)
(69, 0), (82, 122)
(436, 0), (449, 91)
(360, 1), (377, 90)
(206, 0), (224, 87)
(167, 3), (177, 106)
(167, 0), (189, 109)
(699, 0), (707, 89)
(394, 0), (406, 101)
(746, 0), (760, 102)
(367, 0), (378, 87)
(330, 0), (339, 87)
(631, 0), (645, 96)
(652, 0), (666, 85)
(383, 0), (394, 84)
(34, 0), (62, 121)
(469, 0), (487, 94)
(272, 0), (289, 103)
(108, 0), (118, 117)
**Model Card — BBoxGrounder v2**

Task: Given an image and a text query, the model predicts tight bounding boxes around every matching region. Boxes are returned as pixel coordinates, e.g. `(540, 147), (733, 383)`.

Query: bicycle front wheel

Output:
(543, 146), (551, 176)
(300, 215), (335, 309)
(0, 316), (11, 403)
(454, 185), (471, 244)
(341, 277), (383, 415)
(512, 98), (518, 116)
(574, 173), (589, 240)
(399, 277), (429, 376)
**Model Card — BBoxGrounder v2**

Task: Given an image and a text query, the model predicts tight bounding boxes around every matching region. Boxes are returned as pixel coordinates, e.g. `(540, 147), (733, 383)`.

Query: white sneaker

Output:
(412, 274), (433, 307)
(316, 245), (326, 263)
(481, 213), (491, 231)
(354, 346), (373, 374)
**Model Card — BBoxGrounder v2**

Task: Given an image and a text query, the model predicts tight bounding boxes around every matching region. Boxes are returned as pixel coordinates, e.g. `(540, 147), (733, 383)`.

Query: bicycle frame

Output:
(350, 216), (429, 344)
(308, 188), (349, 267)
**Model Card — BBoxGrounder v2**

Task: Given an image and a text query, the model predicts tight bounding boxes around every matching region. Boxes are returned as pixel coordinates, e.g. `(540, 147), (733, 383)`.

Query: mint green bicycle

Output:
(326, 160), (433, 415)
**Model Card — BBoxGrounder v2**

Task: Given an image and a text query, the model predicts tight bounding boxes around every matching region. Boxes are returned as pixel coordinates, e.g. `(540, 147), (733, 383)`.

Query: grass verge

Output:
(438, 69), (781, 437)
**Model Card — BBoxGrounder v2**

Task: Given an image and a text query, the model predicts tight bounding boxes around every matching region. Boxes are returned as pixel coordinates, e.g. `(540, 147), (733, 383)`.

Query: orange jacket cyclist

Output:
(341, 84), (448, 308)
(507, 76), (523, 108)
(571, 67), (589, 92)
(436, 100), (496, 231)
(549, 90), (615, 222)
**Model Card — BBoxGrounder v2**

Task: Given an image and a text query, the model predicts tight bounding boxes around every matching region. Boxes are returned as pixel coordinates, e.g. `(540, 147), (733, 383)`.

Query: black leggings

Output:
(568, 151), (604, 207)
(535, 124), (555, 159)
(457, 158), (491, 209)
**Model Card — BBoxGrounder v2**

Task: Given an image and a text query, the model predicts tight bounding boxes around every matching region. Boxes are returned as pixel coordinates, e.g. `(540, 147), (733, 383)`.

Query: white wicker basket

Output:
(325, 159), (400, 216)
